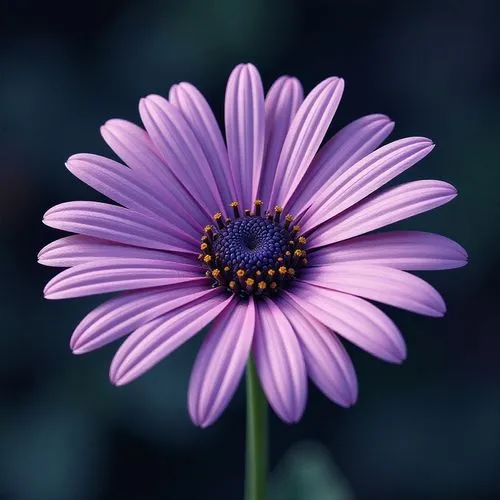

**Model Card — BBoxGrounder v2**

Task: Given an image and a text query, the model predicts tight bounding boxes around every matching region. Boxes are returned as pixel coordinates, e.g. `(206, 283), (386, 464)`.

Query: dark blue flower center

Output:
(213, 216), (290, 273)
(198, 202), (307, 297)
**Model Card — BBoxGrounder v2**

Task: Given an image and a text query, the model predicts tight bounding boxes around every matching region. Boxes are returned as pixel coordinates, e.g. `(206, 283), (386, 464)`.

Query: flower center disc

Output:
(198, 201), (308, 297)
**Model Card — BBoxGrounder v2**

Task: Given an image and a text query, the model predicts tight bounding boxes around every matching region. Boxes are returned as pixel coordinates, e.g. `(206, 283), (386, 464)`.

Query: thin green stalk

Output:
(245, 359), (268, 500)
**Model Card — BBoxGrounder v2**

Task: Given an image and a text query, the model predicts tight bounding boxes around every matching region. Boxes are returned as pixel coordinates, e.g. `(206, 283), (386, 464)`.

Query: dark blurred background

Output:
(1, 0), (499, 498)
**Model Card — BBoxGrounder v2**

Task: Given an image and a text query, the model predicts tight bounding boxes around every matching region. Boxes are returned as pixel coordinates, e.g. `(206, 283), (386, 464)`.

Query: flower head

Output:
(39, 63), (467, 427)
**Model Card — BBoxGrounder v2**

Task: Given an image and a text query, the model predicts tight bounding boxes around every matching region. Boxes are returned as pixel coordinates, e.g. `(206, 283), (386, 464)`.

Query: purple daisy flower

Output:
(39, 63), (467, 427)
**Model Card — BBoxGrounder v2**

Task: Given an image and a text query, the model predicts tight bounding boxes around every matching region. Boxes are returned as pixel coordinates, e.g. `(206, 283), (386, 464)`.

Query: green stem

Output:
(245, 358), (268, 500)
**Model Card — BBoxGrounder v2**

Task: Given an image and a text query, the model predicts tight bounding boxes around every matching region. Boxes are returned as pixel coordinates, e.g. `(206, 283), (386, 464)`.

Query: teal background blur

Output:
(1, 0), (498, 499)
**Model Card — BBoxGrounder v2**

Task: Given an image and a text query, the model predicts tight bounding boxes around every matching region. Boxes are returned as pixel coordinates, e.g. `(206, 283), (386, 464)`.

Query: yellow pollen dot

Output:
(204, 225), (213, 232)
(203, 255), (212, 264)
(285, 251), (291, 257)
(288, 268), (296, 276)
(270, 282), (277, 289)
(258, 281), (267, 289)
(236, 269), (245, 278)
(267, 269), (276, 277)
(293, 225), (300, 232)
(274, 206), (283, 213)
(254, 199), (263, 206)
(200, 243), (208, 251)
(256, 270), (262, 277)
(214, 212), (222, 220)
(294, 249), (303, 257)
(229, 280), (237, 289)
(230, 201), (239, 207)
(245, 278), (255, 287)
(212, 269), (220, 278)
(277, 257), (284, 262)
(224, 266), (230, 272)
(285, 214), (294, 222)
(298, 236), (307, 244)
(278, 266), (287, 275)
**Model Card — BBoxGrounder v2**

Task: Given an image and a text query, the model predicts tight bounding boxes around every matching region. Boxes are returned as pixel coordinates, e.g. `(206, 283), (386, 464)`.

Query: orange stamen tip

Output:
(203, 255), (212, 263)
(236, 269), (245, 278)
(245, 278), (255, 287)
(200, 243), (208, 251)
(229, 281), (237, 289)
(258, 281), (267, 289)
(287, 268), (296, 276)
(278, 266), (287, 275)
(254, 199), (263, 206)
(274, 206), (283, 213)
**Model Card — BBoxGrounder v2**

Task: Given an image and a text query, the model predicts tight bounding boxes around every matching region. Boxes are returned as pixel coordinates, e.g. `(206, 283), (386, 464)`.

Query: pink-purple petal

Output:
(43, 201), (198, 253)
(301, 137), (434, 228)
(139, 95), (225, 217)
(303, 263), (446, 317)
(169, 82), (237, 207)
(286, 283), (406, 363)
(100, 119), (206, 230)
(269, 77), (344, 209)
(280, 296), (357, 407)
(258, 76), (303, 205)
(286, 114), (394, 217)
(224, 63), (265, 208)
(110, 292), (233, 386)
(252, 299), (307, 423)
(307, 180), (457, 248)
(38, 235), (196, 268)
(66, 154), (197, 236)
(43, 258), (204, 300)
(188, 297), (256, 427)
(310, 231), (468, 270)
(71, 283), (212, 354)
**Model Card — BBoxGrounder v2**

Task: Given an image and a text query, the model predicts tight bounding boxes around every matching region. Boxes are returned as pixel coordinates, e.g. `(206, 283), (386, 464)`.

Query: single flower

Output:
(39, 63), (467, 427)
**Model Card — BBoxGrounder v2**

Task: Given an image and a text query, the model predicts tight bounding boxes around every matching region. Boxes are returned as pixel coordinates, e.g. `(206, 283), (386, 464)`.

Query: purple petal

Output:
(286, 283), (406, 363)
(100, 119), (206, 230)
(280, 295), (358, 407)
(303, 264), (446, 317)
(38, 235), (196, 268)
(310, 231), (468, 270)
(269, 77), (344, 209)
(139, 95), (225, 218)
(258, 76), (303, 205)
(110, 292), (233, 386)
(224, 63), (265, 208)
(66, 154), (198, 236)
(169, 82), (237, 206)
(188, 297), (256, 427)
(252, 299), (307, 423)
(43, 201), (198, 253)
(71, 283), (212, 354)
(307, 180), (457, 248)
(286, 114), (394, 217)
(301, 137), (434, 229)
(44, 258), (203, 300)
